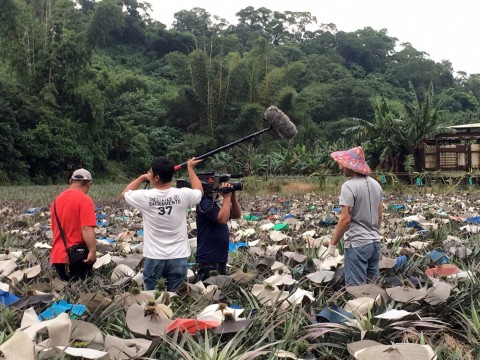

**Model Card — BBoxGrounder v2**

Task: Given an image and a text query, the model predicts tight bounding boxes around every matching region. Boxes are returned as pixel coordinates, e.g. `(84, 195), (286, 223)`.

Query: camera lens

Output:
(231, 182), (243, 191)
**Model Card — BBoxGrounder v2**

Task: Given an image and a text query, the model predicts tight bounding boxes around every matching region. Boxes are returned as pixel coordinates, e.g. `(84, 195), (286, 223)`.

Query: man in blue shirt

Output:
(195, 183), (242, 281)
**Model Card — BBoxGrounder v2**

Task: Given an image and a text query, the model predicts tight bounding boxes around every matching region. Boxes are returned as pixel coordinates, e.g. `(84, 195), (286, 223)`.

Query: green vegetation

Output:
(1, 1), (479, 185)
(0, 173), (475, 206)
(0, 183), (125, 204)
(0, 178), (330, 206)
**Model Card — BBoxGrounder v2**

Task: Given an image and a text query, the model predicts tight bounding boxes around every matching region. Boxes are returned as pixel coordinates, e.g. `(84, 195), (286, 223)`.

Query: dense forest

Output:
(1, 0), (480, 184)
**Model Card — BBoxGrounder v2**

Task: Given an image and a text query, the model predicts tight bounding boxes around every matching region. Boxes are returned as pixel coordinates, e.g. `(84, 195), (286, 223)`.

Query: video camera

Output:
(176, 171), (243, 195)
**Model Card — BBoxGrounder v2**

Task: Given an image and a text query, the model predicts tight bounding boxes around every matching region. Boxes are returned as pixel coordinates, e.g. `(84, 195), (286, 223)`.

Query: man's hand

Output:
(220, 182), (233, 199)
(143, 172), (151, 183)
(187, 157), (202, 169)
(327, 244), (337, 257)
(122, 173), (152, 199)
(83, 251), (97, 264)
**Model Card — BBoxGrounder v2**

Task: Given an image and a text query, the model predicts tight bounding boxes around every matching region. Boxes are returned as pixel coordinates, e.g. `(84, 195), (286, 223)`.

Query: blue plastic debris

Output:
(465, 216), (480, 224)
(427, 250), (450, 265)
(23, 207), (44, 215)
(96, 220), (109, 227)
(316, 305), (354, 323)
(389, 204), (406, 212)
(418, 230), (432, 238)
(407, 221), (424, 230)
(229, 242), (249, 252)
(229, 304), (243, 310)
(285, 213), (294, 219)
(0, 290), (20, 306)
(137, 229), (144, 236)
(332, 206), (342, 213)
(38, 299), (86, 320)
(98, 237), (116, 244)
(319, 216), (337, 226)
(97, 213), (108, 219)
(394, 255), (408, 271)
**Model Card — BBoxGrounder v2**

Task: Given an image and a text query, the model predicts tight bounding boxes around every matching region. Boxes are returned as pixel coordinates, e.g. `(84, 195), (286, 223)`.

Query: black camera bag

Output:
(66, 245), (89, 263)
(53, 201), (89, 264)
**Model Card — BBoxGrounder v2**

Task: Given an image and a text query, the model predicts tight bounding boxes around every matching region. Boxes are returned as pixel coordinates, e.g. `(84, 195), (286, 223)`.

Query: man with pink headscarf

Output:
(328, 146), (383, 285)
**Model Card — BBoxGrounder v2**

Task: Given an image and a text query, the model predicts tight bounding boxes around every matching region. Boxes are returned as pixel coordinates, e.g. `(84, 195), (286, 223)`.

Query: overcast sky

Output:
(150, 0), (479, 76)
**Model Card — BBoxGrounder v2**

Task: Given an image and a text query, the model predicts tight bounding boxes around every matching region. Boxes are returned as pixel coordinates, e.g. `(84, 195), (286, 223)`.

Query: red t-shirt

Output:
(50, 189), (96, 264)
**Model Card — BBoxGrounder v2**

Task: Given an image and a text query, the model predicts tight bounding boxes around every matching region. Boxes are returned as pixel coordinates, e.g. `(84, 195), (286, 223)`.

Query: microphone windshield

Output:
(264, 106), (298, 139)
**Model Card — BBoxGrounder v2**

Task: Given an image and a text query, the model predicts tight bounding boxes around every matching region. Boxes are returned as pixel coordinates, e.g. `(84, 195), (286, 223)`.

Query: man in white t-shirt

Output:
(122, 157), (203, 291)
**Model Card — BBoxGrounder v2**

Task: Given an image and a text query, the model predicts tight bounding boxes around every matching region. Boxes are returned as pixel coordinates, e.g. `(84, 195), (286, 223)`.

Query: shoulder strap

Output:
(53, 201), (68, 251)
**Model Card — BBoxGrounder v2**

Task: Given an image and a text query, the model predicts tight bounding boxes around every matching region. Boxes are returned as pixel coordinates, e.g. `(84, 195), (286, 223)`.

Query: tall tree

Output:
(335, 27), (397, 74)
(86, 0), (123, 47)
(389, 43), (454, 91)
(172, 7), (212, 37)
(0, 0), (37, 81)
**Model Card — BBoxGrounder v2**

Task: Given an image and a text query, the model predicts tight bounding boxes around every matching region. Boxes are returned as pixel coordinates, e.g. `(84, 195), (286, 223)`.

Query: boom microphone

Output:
(174, 105), (297, 171)
(264, 105), (298, 139)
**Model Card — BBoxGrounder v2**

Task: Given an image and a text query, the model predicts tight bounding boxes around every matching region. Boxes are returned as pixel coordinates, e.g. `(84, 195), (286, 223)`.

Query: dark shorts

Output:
(53, 262), (93, 281)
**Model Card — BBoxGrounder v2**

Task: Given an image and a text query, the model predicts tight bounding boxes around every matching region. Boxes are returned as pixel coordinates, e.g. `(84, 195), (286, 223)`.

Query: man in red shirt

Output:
(50, 168), (97, 281)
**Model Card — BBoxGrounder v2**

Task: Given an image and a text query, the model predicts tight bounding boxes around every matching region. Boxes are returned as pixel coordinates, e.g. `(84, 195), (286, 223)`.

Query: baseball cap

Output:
(71, 168), (92, 181)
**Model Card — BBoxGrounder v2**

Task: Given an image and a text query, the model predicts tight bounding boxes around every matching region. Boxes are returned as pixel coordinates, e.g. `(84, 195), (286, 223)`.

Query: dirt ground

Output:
(281, 181), (318, 194)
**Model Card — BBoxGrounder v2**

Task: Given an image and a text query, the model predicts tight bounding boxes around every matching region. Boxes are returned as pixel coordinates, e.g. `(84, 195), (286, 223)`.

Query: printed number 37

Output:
(158, 206), (172, 215)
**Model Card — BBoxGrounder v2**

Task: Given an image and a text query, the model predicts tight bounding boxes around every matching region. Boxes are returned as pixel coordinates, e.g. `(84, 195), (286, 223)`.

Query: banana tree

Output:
(342, 96), (407, 172)
(403, 81), (443, 171)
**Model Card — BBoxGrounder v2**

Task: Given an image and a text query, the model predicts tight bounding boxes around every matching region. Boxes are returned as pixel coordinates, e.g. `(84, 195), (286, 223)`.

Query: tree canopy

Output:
(0, 1), (478, 183)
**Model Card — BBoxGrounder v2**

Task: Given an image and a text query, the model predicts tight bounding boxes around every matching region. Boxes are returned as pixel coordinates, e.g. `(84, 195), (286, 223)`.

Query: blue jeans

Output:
(143, 257), (188, 291)
(344, 242), (381, 286)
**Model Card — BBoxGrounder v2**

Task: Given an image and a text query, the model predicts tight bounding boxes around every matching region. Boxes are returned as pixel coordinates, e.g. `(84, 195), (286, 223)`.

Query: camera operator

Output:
(195, 182), (242, 281)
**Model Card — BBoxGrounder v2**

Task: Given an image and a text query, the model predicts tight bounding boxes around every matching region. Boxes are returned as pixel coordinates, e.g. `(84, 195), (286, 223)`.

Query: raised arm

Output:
(187, 157), (204, 197)
(121, 173), (149, 199)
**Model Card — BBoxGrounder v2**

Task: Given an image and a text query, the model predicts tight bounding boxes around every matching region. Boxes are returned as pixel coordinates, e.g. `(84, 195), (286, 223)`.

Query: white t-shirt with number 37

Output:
(124, 187), (202, 259)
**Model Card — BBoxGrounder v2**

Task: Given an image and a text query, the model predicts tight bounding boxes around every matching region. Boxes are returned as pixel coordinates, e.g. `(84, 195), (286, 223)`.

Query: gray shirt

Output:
(339, 176), (382, 247)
